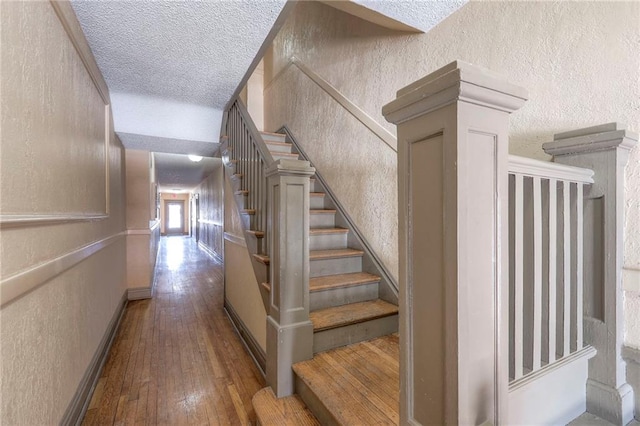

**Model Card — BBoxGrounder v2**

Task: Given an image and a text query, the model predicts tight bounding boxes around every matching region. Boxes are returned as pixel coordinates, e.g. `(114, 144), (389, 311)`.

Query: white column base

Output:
(586, 379), (634, 425)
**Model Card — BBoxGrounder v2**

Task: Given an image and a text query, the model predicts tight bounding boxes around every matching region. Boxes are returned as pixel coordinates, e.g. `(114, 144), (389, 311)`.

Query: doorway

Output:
(165, 200), (185, 235)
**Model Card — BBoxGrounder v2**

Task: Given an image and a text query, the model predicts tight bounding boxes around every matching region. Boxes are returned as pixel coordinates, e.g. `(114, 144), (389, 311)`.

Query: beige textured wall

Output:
(223, 171), (266, 351)
(0, 2), (127, 423)
(125, 149), (160, 291)
(264, 0), (640, 340)
(194, 162), (224, 258)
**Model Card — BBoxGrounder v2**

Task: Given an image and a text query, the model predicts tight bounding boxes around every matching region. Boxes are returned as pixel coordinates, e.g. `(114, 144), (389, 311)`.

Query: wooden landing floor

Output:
(82, 236), (265, 425)
(294, 333), (400, 425)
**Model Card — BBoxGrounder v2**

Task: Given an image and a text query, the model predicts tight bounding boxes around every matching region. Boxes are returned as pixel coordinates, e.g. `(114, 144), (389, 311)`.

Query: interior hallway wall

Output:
(125, 149), (160, 298)
(0, 1), (127, 423)
(263, 0), (640, 343)
(193, 160), (224, 259)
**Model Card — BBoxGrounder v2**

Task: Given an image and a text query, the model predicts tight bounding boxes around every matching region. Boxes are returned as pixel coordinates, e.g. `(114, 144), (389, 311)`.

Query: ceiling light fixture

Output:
(188, 154), (203, 162)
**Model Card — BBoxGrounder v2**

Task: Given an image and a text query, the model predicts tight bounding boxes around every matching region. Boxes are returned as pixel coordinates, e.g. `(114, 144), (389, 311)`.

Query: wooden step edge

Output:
(310, 192), (325, 197)
(253, 387), (320, 426)
(272, 152), (299, 158)
(261, 282), (271, 292)
(246, 230), (265, 238)
(242, 209), (256, 215)
(309, 228), (348, 235)
(260, 131), (287, 137)
(235, 190), (249, 195)
(253, 254), (269, 265)
(309, 300), (398, 332)
(309, 249), (364, 260)
(309, 209), (336, 215)
(309, 272), (379, 292)
(232, 173), (244, 179)
(264, 140), (292, 147)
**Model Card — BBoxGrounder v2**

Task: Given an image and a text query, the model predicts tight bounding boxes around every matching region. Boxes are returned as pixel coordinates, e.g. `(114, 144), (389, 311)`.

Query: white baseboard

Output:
(61, 291), (128, 425)
(623, 346), (640, 420)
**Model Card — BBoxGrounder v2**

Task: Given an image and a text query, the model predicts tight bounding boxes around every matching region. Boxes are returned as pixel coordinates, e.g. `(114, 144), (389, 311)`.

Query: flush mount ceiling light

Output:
(188, 154), (203, 162)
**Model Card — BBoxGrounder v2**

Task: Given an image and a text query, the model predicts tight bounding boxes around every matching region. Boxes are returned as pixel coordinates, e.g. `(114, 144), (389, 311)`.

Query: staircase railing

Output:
(508, 155), (594, 382)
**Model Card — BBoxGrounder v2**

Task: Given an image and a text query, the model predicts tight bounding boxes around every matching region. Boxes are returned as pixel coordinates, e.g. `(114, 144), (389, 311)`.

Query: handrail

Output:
(234, 99), (275, 166)
(508, 154), (594, 183)
(269, 56), (398, 153)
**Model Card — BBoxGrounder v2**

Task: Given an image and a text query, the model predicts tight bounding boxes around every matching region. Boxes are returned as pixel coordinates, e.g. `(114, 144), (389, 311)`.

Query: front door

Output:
(165, 200), (185, 235)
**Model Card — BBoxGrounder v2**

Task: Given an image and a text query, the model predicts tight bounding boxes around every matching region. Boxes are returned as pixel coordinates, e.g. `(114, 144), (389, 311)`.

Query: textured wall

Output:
(0, 2), (127, 423)
(264, 0), (640, 337)
(194, 162), (224, 258)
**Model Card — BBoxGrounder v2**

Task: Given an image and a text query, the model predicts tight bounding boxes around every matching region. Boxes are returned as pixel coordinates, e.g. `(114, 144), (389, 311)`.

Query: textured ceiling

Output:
(354, 0), (467, 33)
(154, 153), (222, 192)
(71, 0), (287, 108)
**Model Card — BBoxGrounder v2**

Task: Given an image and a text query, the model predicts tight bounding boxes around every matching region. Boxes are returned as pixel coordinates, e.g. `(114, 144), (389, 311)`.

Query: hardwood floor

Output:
(82, 236), (265, 425)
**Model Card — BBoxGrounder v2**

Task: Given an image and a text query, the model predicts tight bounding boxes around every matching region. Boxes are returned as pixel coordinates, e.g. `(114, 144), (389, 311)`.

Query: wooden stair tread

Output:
(241, 209), (255, 215)
(310, 300), (398, 332)
(261, 282), (271, 292)
(246, 230), (264, 238)
(272, 152), (299, 158)
(260, 131), (286, 137)
(264, 140), (291, 147)
(235, 190), (249, 195)
(253, 254), (269, 265)
(309, 209), (336, 214)
(309, 228), (348, 235)
(310, 192), (325, 197)
(293, 334), (399, 425)
(309, 248), (364, 260)
(310, 272), (378, 292)
(253, 387), (320, 426)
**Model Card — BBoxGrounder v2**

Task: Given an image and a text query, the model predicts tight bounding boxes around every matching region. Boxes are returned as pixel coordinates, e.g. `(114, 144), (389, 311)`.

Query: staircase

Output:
(224, 125), (400, 424)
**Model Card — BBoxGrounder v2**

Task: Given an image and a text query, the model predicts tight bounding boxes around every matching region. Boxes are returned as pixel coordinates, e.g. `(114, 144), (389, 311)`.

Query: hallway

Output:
(82, 236), (265, 425)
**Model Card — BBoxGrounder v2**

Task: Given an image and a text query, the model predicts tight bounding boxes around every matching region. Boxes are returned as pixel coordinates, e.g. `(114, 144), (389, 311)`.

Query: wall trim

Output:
(623, 268), (640, 293)
(198, 241), (223, 262)
(61, 290), (128, 426)
(266, 57), (397, 152)
(0, 231), (126, 307)
(0, 214), (109, 229)
(127, 286), (152, 301)
(224, 232), (247, 248)
(224, 299), (266, 376)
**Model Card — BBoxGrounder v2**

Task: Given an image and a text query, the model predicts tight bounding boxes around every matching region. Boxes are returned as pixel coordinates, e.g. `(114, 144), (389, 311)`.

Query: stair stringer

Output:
(278, 126), (399, 305)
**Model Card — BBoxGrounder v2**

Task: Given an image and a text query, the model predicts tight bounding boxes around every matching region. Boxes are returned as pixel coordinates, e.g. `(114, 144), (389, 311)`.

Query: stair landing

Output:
(293, 334), (399, 425)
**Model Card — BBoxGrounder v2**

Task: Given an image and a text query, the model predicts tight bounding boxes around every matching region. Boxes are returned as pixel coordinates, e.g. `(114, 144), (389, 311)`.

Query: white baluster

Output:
(515, 174), (524, 379)
(533, 177), (542, 371)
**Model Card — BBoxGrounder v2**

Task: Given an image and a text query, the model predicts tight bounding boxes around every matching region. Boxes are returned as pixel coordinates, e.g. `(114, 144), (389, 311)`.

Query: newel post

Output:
(265, 159), (315, 397)
(543, 124), (639, 425)
(382, 61), (527, 425)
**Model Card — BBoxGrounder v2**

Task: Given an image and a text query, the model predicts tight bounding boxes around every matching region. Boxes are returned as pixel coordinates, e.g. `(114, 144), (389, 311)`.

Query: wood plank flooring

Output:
(82, 236), (265, 425)
(293, 334), (400, 425)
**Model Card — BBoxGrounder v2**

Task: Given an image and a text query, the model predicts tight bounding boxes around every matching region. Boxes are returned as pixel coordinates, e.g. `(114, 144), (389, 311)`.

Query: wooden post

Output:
(383, 61), (527, 425)
(543, 123), (639, 425)
(265, 159), (315, 397)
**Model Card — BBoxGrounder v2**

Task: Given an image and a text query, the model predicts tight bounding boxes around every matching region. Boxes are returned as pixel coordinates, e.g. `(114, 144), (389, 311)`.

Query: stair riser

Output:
(310, 256), (362, 278)
(272, 153), (299, 161)
(309, 213), (335, 228)
(309, 233), (347, 251)
(310, 197), (326, 209)
(265, 143), (292, 153)
(310, 180), (321, 193)
(294, 376), (339, 426)
(313, 314), (399, 353)
(310, 282), (378, 311)
(261, 133), (286, 143)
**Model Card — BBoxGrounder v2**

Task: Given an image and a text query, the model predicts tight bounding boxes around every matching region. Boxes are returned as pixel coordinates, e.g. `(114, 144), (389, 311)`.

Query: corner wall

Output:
(264, 0), (640, 338)
(0, 2), (127, 423)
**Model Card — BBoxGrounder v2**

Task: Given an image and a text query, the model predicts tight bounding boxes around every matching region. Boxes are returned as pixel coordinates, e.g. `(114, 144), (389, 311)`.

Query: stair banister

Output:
(222, 98), (315, 398)
(543, 123), (639, 425)
(383, 60), (527, 425)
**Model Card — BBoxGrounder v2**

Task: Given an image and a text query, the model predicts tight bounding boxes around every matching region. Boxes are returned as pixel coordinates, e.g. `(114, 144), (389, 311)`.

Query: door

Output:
(165, 200), (185, 235)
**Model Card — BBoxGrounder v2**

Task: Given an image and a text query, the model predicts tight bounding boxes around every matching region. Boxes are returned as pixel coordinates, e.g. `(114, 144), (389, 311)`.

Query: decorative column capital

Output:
(543, 123), (638, 158)
(382, 60), (528, 125)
